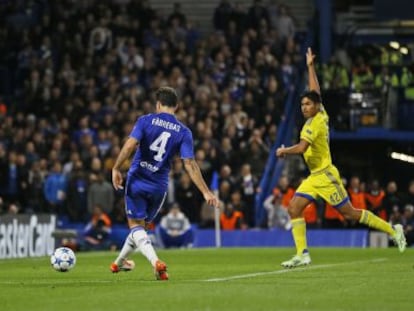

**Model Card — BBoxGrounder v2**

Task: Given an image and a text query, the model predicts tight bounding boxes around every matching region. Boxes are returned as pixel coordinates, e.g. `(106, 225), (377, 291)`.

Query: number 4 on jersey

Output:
(150, 131), (171, 161)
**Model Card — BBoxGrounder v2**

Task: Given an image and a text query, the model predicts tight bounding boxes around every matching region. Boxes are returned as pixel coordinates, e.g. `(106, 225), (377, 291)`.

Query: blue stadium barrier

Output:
(192, 229), (368, 248)
(58, 224), (368, 249)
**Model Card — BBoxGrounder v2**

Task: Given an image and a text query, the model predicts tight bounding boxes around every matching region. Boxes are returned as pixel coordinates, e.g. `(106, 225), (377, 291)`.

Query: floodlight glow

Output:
(390, 152), (414, 164)
(389, 41), (400, 49)
(400, 47), (409, 55)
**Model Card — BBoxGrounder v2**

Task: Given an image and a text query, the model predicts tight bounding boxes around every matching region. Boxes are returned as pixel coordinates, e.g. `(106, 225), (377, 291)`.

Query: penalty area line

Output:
(203, 258), (388, 282)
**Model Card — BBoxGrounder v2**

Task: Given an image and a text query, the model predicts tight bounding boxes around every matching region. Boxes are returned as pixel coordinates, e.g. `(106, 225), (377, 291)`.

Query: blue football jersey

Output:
(128, 112), (194, 192)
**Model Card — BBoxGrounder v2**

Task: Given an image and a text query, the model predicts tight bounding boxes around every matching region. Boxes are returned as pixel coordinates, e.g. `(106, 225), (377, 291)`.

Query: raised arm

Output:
(306, 47), (321, 95)
(183, 158), (219, 208)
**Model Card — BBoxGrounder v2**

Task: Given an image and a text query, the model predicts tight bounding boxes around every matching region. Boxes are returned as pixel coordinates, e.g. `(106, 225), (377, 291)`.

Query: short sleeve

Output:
(300, 119), (319, 144)
(129, 116), (145, 141)
(180, 128), (194, 159)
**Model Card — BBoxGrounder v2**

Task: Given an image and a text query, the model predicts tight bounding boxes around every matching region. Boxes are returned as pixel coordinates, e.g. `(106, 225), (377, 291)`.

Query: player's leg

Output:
(282, 167), (340, 268)
(128, 218), (159, 265)
(143, 191), (168, 280)
(321, 165), (406, 252)
(111, 211), (148, 272)
(110, 179), (142, 273)
(110, 219), (141, 272)
(111, 183), (166, 276)
(339, 203), (406, 252)
(288, 195), (312, 255)
(281, 191), (313, 268)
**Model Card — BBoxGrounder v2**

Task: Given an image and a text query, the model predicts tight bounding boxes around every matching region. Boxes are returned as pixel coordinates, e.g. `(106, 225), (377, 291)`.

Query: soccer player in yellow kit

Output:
(276, 48), (406, 268)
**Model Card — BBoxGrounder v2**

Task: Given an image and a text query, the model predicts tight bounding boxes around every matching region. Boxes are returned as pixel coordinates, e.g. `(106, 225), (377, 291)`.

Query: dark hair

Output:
(155, 87), (178, 107)
(300, 90), (322, 104)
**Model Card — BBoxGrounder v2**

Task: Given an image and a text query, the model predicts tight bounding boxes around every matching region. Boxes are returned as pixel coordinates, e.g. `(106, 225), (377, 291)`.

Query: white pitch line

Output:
(203, 258), (388, 282)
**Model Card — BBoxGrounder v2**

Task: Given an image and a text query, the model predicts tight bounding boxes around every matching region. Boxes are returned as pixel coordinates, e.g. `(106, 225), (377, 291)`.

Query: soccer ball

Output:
(50, 247), (76, 272)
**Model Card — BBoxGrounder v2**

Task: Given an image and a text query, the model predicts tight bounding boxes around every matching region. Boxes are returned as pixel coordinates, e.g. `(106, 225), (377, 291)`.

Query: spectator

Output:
(263, 187), (291, 230)
(237, 163), (257, 227)
(242, 139), (268, 178)
(402, 180), (414, 207)
(230, 190), (248, 222)
(402, 204), (414, 246)
(275, 176), (295, 208)
(158, 203), (193, 248)
(280, 53), (297, 90)
(62, 151), (81, 176)
(15, 153), (29, 209)
(66, 160), (89, 222)
(303, 202), (320, 228)
(0, 151), (21, 204)
(275, 4), (295, 42)
(220, 202), (245, 230)
(117, 39), (144, 72)
(382, 181), (402, 216)
(213, 0), (233, 31)
(324, 202), (346, 228)
(43, 161), (67, 215)
(175, 173), (203, 223)
(219, 164), (236, 188)
(365, 179), (386, 220)
(7, 202), (20, 215)
(348, 176), (367, 210)
(27, 160), (46, 212)
(87, 172), (114, 216)
(247, 0), (269, 30)
(168, 2), (187, 27)
(80, 204), (114, 251)
(389, 205), (402, 226)
(267, 0), (280, 30)
(217, 137), (239, 170)
(89, 17), (113, 58)
(219, 180), (232, 204)
(351, 56), (374, 91)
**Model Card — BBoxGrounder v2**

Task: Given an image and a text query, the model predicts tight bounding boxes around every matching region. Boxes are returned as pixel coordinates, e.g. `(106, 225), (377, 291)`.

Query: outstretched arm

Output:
(276, 139), (310, 157)
(306, 47), (321, 95)
(112, 137), (137, 190)
(183, 158), (219, 208)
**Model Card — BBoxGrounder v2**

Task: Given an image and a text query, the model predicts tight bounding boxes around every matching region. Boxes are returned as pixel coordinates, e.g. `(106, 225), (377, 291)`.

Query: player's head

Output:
(300, 90), (321, 119)
(155, 87), (178, 112)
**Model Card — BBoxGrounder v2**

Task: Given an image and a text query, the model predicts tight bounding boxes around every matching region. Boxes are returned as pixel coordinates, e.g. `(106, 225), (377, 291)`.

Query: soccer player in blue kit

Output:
(110, 87), (219, 280)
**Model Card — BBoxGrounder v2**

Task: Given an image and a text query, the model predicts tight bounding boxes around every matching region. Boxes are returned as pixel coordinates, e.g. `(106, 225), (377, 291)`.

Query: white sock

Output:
(131, 227), (158, 267)
(114, 234), (136, 265)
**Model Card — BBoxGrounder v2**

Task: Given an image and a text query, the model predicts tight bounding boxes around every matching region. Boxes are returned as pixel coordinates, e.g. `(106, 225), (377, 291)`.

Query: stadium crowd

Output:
(0, 0), (296, 225)
(0, 0), (413, 246)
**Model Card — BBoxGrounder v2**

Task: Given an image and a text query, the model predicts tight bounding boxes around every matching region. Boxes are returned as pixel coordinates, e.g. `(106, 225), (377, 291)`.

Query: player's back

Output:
(128, 112), (193, 192)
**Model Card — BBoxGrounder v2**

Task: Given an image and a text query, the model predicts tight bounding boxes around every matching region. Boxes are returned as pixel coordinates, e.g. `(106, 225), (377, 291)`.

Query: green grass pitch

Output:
(0, 248), (412, 311)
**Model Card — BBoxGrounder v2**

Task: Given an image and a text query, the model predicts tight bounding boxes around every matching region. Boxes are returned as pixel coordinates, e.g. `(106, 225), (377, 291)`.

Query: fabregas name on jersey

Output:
(151, 117), (181, 132)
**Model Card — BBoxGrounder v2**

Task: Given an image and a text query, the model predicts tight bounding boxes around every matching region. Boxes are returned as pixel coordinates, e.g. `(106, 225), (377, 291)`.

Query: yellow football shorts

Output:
(295, 165), (349, 207)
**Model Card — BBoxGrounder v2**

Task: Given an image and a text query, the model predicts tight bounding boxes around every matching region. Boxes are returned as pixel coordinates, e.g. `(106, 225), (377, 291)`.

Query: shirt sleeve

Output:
(300, 119), (319, 144)
(129, 116), (145, 141)
(180, 127), (195, 159)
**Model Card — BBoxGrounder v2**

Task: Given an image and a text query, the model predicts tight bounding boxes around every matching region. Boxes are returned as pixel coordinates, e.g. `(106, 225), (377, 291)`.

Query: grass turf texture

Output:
(0, 248), (412, 311)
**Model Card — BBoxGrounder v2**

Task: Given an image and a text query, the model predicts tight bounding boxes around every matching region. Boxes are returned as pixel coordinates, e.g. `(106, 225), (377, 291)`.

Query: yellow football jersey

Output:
(300, 106), (332, 173)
